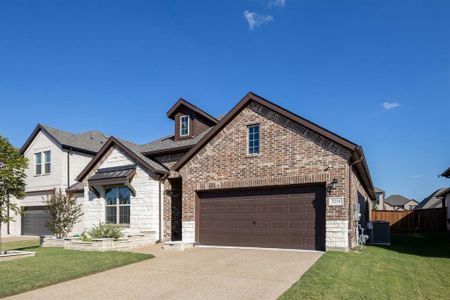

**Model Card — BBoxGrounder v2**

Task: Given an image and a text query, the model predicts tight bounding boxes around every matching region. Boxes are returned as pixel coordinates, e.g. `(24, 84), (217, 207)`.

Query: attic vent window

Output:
(180, 115), (189, 136)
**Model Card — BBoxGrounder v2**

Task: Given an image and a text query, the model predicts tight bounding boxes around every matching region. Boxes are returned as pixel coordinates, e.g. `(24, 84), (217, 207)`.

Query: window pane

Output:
(119, 187), (130, 204)
(105, 188), (117, 205)
(35, 153), (42, 163)
(45, 163), (51, 174)
(119, 206), (130, 224)
(106, 207), (116, 224)
(35, 164), (42, 175)
(44, 151), (51, 163)
(180, 116), (189, 136)
(248, 125), (260, 154)
(35, 153), (42, 175)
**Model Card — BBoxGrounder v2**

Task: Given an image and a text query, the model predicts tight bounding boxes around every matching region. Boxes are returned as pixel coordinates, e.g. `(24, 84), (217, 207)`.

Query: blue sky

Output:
(0, 0), (449, 201)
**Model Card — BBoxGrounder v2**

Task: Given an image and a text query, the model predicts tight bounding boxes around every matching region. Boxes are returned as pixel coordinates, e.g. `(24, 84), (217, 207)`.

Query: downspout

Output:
(348, 155), (363, 249)
(6, 193), (10, 235)
(67, 149), (71, 188)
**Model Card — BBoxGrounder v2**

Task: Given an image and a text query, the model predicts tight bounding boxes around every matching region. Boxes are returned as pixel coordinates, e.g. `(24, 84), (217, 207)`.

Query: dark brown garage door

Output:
(197, 185), (326, 251)
(22, 206), (53, 236)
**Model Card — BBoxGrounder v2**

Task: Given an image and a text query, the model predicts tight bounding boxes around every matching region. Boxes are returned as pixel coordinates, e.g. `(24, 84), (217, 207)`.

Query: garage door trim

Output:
(195, 183), (326, 250)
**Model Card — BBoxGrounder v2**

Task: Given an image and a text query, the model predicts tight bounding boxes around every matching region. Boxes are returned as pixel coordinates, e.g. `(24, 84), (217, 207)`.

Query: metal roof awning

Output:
(88, 164), (137, 197)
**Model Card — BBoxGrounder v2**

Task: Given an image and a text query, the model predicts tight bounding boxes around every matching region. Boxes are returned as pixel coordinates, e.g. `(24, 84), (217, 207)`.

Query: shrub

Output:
(45, 190), (83, 239)
(82, 223), (123, 241)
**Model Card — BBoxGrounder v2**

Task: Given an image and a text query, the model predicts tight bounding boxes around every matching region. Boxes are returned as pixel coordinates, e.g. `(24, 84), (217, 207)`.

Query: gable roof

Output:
(76, 136), (169, 182)
(173, 92), (375, 200)
(415, 188), (447, 209)
(384, 195), (412, 206)
(167, 98), (219, 124)
(20, 124), (108, 155)
(139, 129), (212, 155)
(435, 187), (450, 198)
(441, 166), (450, 178)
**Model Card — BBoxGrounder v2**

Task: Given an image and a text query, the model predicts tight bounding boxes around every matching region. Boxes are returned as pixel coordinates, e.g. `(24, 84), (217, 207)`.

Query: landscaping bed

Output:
(280, 232), (450, 299)
(0, 244), (153, 298)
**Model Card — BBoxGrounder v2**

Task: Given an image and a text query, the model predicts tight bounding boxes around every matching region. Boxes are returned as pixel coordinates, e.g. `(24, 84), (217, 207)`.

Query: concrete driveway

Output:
(7, 245), (322, 300)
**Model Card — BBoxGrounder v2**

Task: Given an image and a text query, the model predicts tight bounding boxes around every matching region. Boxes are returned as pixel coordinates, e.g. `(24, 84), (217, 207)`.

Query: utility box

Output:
(368, 221), (390, 246)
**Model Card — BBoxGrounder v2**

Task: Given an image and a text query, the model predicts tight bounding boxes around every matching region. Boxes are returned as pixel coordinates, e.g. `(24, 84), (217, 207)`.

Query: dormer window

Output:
(180, 115), (189, 136)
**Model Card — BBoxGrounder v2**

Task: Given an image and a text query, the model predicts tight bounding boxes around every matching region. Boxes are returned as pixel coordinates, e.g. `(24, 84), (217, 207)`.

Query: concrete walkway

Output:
(7, 244), (322, 300)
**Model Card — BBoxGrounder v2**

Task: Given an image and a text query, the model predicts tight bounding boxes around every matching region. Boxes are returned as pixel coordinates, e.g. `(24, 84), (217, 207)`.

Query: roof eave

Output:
(20, 124), (61, 154)
(441, 166), (450, 178)
(20, 124), (100, 156)
(142, 145), (193, 156)
(76, 137), (168, 182)
(166, 98), (219, 124)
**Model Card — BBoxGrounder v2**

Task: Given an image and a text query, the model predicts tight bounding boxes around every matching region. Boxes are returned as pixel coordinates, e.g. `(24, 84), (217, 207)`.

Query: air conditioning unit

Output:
(368, 221), (390, 246)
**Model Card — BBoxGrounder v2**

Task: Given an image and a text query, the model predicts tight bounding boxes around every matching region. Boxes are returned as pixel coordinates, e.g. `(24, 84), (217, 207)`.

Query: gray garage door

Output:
(22, 206), (53, 236)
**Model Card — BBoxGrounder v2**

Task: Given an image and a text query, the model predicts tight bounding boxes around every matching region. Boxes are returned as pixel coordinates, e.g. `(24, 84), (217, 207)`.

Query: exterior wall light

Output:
(331, 178), (338, 189)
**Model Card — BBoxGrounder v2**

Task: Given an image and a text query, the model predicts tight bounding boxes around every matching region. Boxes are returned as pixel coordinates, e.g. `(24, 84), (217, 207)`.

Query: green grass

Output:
(0, 245), (153, 298)
(1, 238), (40, 251)
(280, 232), (450, 300)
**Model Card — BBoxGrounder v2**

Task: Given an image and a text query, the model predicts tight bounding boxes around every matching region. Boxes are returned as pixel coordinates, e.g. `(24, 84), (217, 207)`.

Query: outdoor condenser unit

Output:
(368, 221), (390, 246)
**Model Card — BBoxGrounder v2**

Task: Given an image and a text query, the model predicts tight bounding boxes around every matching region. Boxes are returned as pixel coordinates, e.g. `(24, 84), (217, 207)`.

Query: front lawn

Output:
(0, 245), (153, 298)
(280, 232), (450, 299)
(1, 238), (40, 251)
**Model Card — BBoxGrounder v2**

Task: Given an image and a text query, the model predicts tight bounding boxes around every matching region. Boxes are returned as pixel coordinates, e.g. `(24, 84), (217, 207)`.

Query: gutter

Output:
(67, 148), (71, 188)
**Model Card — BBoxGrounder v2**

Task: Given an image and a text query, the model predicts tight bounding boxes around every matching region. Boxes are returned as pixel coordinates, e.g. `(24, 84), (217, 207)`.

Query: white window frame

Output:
(43, 150), (51, 174)
(35, 152), (42, 175)
(247, 124), (260, 155)
(180, 115), (190, 137)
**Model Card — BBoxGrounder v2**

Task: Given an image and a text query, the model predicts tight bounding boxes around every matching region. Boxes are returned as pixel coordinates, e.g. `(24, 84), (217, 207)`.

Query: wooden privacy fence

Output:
(371, 208), (447, 233)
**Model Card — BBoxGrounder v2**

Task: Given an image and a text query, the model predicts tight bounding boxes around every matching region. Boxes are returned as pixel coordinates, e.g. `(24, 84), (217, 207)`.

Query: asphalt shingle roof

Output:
(116, 138), (169, 174)
(415, 188), (447, 209)
(41, 125), (108, 153)
(384, 195), (412, 206)
(139, 128), (212, 154)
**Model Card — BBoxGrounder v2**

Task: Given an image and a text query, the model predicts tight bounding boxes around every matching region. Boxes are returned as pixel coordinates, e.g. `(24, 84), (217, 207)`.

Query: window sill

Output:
(34, 173), (51, 177)
(246, 153), (260, 158)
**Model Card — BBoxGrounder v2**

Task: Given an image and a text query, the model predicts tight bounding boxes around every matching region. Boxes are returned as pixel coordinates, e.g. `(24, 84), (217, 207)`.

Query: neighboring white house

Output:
(374, 187), (386, 210)
(1, 124), (107, 237)
(384, 195), (418, 211)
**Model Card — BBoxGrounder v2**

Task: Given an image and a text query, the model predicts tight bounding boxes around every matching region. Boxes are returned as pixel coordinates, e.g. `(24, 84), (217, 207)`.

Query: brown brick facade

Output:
(177, 101), (371, 249)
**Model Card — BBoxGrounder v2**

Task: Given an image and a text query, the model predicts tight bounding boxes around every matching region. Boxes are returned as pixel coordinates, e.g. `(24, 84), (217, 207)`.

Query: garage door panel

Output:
(198, 185), (326, 250)
(22, 206), (53, 236)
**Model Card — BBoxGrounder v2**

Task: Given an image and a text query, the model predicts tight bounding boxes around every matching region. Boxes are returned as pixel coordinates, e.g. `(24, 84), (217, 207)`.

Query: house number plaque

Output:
(329, 197), (344, 206)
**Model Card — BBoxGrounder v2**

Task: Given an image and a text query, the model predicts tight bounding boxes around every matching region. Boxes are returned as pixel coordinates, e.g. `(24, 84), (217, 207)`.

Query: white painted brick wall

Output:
(326, 220), (349, 250)
(182, 221), (195, 243)
(82, 148), (161, 239)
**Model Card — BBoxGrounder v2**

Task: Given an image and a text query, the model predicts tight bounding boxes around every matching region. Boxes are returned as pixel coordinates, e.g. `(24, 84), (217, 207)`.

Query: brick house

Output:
(14, 92), (375, 251)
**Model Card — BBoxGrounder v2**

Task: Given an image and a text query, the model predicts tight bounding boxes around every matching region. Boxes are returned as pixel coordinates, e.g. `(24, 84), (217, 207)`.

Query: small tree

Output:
(45, 190), (83, 239)
(0, 136), (28, 254)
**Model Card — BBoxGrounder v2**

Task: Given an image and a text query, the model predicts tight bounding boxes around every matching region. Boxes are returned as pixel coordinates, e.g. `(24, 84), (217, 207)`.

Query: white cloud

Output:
(244, 10), (273, 30)
(269, 0), (287, 7)
(382, 102), (401, 110)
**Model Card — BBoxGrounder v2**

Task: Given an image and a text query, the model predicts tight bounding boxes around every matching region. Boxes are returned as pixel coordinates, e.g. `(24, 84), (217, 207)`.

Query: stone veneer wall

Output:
(82, 147), (161, 238)
(178, 102), (371, 250)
